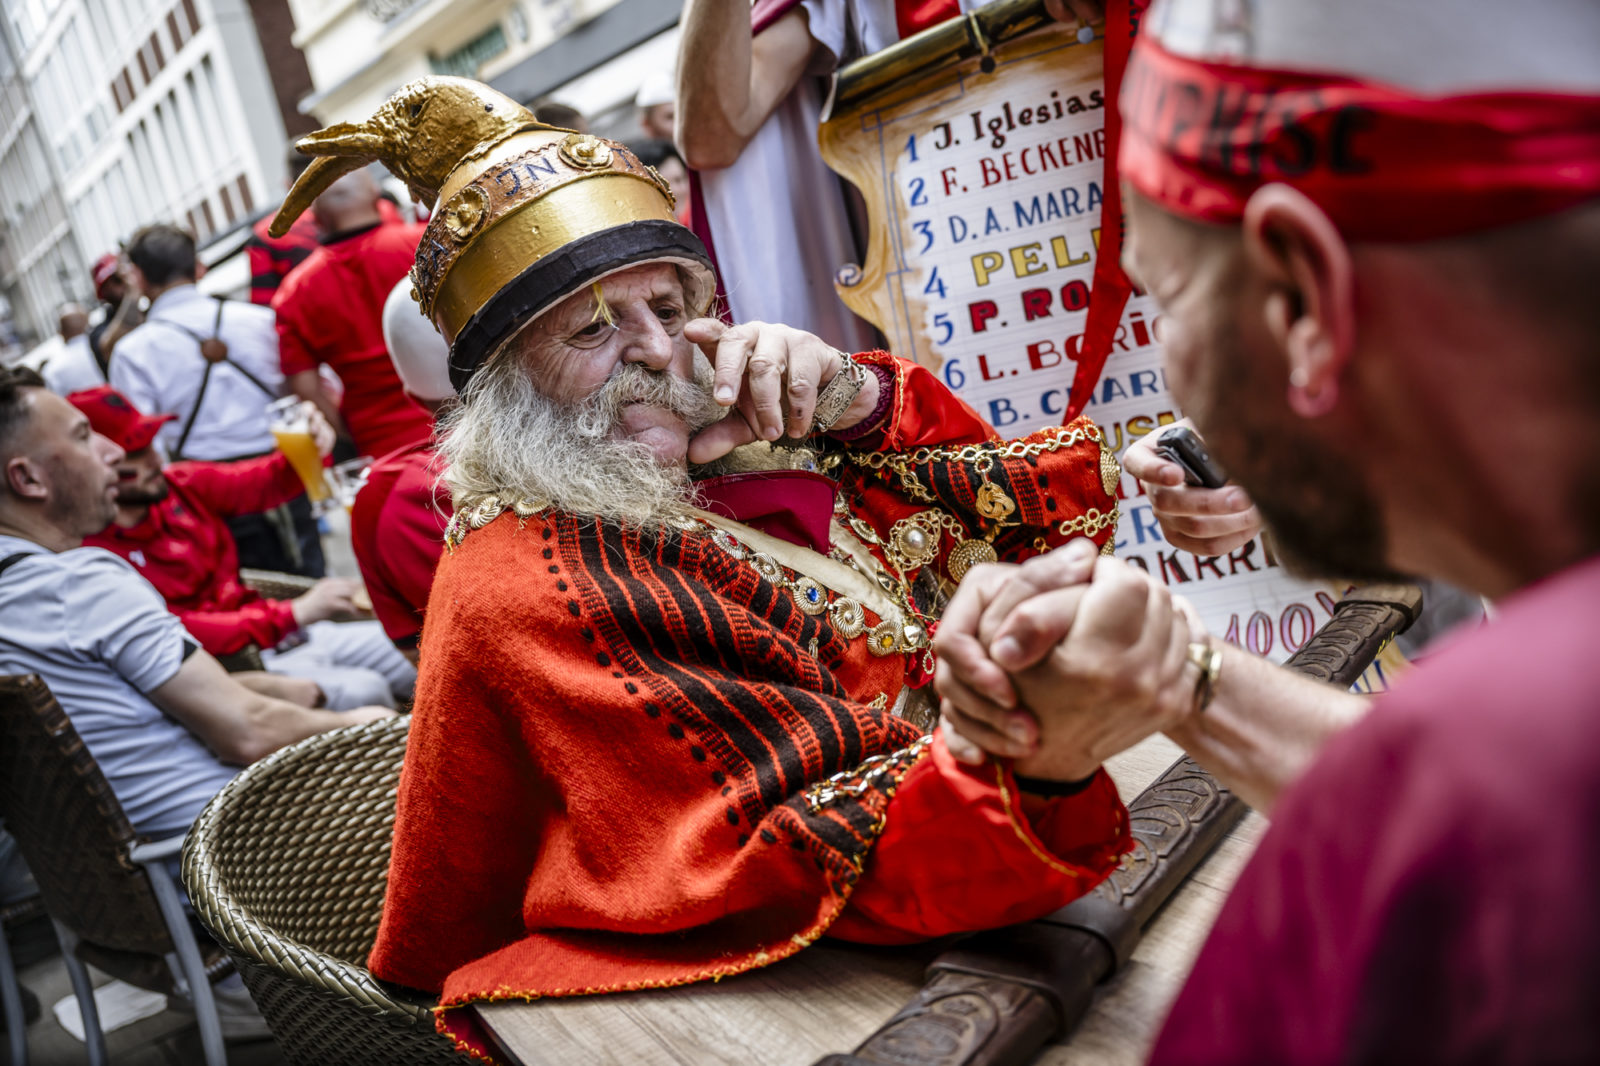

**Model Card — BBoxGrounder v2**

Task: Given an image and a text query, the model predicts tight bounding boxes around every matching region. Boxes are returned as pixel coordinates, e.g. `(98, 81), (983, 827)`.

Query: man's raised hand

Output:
(685, 318), (879, 464)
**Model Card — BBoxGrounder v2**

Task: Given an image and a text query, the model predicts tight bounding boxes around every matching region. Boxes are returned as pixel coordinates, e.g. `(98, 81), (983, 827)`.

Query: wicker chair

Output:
(182, 715), (463, 1065)
(0, 895), (44, 1065)
(239, 568), (318, 602)
(0, 675), (233, 1066)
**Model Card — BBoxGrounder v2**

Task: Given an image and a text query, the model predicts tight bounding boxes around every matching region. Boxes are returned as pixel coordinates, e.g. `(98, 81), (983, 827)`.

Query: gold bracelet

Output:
(1186, 639), (1222, 714)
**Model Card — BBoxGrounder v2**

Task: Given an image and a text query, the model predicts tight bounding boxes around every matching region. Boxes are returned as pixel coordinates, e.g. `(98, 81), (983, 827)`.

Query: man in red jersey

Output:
(936, 0), (1600, 1061)
(272, 169), (433, 459)
(71, 386), (415, 710)
(349, 280), (454, 660)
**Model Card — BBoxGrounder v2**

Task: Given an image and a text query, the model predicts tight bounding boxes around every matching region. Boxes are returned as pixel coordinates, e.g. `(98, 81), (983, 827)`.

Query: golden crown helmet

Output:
(271, 76), (715, 394)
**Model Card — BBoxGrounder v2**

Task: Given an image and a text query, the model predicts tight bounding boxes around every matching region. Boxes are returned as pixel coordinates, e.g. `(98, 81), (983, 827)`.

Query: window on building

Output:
(429, 24), (508, 78)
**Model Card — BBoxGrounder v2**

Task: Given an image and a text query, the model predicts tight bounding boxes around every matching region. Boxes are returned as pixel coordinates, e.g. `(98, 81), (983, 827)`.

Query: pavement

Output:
(5, 947), (288, 1066)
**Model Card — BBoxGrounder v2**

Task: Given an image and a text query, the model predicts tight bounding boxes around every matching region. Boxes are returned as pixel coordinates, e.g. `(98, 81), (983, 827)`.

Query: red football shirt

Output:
(272, 221), (434, 459)
(350, 440), (452, 647)
(85, 454), (306, 655)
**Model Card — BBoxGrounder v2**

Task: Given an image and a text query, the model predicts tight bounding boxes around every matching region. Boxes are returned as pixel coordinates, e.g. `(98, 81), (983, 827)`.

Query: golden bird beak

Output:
(266, 123), (387, 238)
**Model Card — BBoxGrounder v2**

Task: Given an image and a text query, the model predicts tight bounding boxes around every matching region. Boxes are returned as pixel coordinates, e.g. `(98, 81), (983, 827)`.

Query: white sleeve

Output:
(108, 335), (163, 415)
(61, 551), (192, 695)
(800, 0), (850, 67)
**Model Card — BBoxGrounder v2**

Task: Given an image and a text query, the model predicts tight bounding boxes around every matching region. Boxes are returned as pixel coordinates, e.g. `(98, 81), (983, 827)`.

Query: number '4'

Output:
(923, 266), (947, 299)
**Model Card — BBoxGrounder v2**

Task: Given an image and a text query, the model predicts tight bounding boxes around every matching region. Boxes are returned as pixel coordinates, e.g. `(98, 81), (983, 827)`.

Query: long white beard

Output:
(440, 357), (731, 531)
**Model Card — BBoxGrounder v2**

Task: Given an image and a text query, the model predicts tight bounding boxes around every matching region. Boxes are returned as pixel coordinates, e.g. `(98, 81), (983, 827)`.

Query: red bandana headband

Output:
(1065, 22), (1600, 422)
(1119, 38), (1600, 240)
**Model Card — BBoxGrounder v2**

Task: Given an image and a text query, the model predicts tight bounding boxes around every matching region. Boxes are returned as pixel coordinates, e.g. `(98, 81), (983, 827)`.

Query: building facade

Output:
(0, 0), (300, 348)
(288, 0), (669, 136)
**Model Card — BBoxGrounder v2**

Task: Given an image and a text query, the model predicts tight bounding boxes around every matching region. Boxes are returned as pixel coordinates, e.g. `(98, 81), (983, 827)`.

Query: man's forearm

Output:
(227, 695), (355, 765)
(676, 2), (812, 169)
(1164, 646), (1369, 813)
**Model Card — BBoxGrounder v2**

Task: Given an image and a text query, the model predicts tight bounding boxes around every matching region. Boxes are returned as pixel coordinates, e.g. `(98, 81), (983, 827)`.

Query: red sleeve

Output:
(353, 474), (448, 645)
(831, 732), (1129, 942)
(272, 285), (319, 376)
(842, 351), (996, 451)
(174, 598), (300, 656)
(165, 454), (306, 518)
(827, 353), (1121, 571)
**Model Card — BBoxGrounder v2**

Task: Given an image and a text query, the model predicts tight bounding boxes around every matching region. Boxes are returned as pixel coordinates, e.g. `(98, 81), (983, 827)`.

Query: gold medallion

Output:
(975, 481), (1016, 520)
(947, 538), (999, 582)
(558, 132), (613, 169)
(867, 620), (901, 657)
(748, 552), (782, 581)
(829, 598), (867, 638)
(441, 185), (490, 241)
(792, 577), (828, 615)
(1100, 439), (1122, 497)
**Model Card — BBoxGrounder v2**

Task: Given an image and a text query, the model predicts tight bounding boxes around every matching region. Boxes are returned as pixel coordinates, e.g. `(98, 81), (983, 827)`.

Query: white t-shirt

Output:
(41, 334), (107, 396)
(698, 0), (973, 351)
(110, 285), (284, 460)
(0, 535), (238, 837)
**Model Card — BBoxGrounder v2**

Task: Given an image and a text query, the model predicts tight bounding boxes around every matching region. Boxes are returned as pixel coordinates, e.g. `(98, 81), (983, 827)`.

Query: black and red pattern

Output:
(561, 514), (921, 869)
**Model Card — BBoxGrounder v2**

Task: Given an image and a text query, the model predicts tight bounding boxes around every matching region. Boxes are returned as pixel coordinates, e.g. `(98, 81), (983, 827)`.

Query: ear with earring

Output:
(1287, 365), (1338, 418)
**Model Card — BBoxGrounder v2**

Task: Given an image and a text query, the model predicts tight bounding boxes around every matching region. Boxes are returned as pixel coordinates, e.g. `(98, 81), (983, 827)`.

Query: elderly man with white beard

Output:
(268, 77), (1135, 1056)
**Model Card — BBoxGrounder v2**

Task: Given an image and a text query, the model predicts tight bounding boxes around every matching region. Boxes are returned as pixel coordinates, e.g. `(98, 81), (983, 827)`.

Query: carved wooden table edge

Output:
(813, 582), (1422, 1066)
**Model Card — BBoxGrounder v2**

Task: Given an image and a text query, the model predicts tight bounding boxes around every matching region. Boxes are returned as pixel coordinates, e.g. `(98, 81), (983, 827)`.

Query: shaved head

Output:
(312, 168), (384, 234)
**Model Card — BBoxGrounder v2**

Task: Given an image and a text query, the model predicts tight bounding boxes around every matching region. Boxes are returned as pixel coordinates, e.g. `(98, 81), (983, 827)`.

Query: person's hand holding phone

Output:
(1124, 422), (1263, 556)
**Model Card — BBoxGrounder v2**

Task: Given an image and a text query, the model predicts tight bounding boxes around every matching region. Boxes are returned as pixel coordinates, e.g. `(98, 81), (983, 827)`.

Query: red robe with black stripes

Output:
(369, 353), (1132, 1058)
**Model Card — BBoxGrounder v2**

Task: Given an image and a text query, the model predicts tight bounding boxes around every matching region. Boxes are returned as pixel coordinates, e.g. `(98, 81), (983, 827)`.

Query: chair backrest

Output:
(183, 714), (462, 1064)
(0, 675), (173, 957)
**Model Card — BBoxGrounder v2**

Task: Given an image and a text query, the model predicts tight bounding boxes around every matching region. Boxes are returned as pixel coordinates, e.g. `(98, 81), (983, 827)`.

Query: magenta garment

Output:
(1153, 555), (1600, 1065)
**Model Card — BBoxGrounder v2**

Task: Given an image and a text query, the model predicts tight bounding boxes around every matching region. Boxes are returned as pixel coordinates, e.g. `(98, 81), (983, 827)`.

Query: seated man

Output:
(0, 366), (393, 843)
(68, 386), (416, 709)
(275, 79), (1131, 1052)
(348, 280), (456, 661)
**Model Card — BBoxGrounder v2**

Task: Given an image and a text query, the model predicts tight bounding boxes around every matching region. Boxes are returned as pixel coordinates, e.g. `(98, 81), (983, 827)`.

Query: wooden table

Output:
(477, 736), (1264, 1066)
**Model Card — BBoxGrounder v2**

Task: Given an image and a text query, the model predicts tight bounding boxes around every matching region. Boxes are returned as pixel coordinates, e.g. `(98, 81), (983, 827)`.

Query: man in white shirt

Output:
(0, 365), (391, 841)
(110, 225), (283, 463)
(110, 224), (323, 575)
(41, 304), (105, 396)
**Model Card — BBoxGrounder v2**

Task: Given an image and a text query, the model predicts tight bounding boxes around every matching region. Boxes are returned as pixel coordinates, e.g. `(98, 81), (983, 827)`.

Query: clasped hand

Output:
(931, 538), (1206, 781)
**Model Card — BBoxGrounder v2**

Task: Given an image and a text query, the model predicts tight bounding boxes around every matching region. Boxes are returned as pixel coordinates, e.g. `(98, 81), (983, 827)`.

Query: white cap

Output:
(635, 68), (676, 110)
(382, 278), (455, 403)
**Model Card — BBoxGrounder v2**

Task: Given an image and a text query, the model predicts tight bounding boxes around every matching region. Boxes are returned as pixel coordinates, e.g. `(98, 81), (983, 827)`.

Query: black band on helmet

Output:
(447, 220), (713, 394)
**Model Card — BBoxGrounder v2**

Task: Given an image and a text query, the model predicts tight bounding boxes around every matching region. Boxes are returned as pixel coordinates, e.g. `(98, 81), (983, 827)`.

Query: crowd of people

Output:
(2, 0), (1597, 1060)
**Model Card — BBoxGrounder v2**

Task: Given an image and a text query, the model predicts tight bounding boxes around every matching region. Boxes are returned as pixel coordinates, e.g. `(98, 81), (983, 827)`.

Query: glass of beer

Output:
(330, 456), (374, 514)
(266, 397), (333, 511)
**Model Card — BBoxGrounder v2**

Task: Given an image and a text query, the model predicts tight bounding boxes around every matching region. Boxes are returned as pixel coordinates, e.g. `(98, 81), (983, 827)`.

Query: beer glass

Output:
(266, 397), (333, 511)
(330, 456), (374, 514)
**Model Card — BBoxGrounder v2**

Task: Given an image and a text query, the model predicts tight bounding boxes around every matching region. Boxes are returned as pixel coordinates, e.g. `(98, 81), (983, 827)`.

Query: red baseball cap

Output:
(91, 254), (121, 300)
(67, 386), (176, 452)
